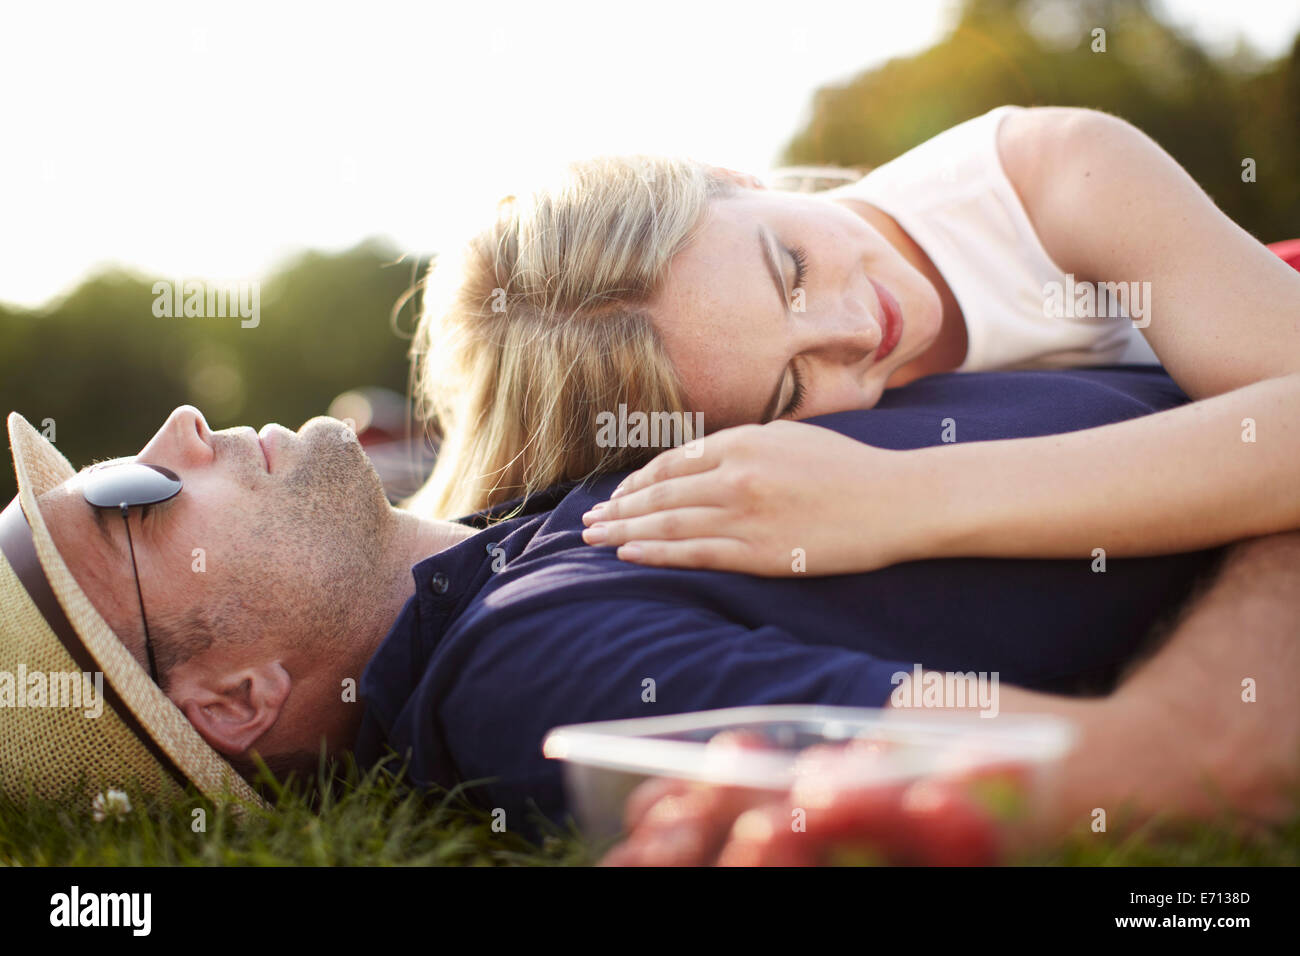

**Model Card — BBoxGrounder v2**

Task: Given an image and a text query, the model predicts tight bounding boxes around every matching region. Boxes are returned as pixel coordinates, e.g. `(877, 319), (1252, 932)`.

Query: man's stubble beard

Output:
(233, 425), (395, 784)
(265, 422), (394, 647)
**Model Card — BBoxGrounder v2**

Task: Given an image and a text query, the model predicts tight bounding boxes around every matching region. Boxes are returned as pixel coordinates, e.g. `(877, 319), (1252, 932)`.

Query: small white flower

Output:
(91, 789), (132, 822)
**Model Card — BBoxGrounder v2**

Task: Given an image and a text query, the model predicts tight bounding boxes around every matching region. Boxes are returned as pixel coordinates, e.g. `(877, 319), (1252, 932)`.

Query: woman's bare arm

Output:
(916, 107), (1300, 559)
(581, 108), (1300, 572)
(999, 106), (1300, 397)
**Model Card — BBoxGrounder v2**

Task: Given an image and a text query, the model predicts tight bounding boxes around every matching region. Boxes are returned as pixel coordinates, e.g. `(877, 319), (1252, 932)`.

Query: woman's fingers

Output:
(606, 423), (774, 500)
(581, 507), (729, 547)
(583, 471), (725, 527)
(614, 537), (754, 571)
(608, 439), (721, 500)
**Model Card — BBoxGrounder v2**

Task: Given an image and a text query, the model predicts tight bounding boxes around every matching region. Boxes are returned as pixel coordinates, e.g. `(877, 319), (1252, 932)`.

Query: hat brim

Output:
(3, 411), (265, 810)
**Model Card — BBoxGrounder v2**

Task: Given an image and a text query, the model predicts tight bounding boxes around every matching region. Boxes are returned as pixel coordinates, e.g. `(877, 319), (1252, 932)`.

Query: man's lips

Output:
(868, 277), (904, 362)
(256, 426), (281, 473)
(257, 423), (302, 473)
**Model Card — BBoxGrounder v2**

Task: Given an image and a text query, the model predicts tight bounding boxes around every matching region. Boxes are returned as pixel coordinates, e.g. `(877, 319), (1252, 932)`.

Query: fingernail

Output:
(583, 524), (609, 544)
(618, 543), (642, 561)
(610, 484), (626, 499)
(582, 504), (605, 524)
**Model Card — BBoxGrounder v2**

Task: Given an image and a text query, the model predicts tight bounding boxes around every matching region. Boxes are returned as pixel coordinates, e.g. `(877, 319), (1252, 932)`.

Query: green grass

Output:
(1, 757), (1295, 866)
(1032, 811), (1300, 866)
(0, 757), (602, 867)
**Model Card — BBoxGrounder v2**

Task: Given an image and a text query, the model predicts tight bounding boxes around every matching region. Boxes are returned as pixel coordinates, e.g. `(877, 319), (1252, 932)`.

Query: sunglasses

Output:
(83, 461), (183, 685)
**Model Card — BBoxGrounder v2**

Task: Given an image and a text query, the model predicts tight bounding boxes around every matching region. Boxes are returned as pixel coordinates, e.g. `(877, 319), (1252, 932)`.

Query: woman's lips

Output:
(868, 277), (904, 362)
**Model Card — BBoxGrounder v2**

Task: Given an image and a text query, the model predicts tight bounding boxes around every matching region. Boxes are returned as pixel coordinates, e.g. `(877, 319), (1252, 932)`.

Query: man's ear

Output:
(175, 662), (292, 756)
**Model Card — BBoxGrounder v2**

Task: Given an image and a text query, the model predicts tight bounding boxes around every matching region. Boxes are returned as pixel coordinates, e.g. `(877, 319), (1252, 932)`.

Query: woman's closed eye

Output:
(775, 244), (810, 419)
(788, 244), (809, 291)
(780, 365), (807, 418)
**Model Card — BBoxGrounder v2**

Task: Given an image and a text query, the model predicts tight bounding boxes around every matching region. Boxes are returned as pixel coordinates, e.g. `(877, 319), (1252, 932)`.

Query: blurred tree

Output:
(3, 0), (1296, 503)
(0, 240), (422, 500)
(783, 0), (1299, 243)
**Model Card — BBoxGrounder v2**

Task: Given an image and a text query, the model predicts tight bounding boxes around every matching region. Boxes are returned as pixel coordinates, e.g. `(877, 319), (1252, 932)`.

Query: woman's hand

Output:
(580, 421), (933, 576)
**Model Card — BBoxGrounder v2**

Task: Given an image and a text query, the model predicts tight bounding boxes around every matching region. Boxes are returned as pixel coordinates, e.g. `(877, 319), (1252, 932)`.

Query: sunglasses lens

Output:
(83, 462), (183, 509)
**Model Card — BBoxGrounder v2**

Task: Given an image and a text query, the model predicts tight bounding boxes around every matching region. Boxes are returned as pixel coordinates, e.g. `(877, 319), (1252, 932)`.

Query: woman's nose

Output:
(804, 312), (883, 366)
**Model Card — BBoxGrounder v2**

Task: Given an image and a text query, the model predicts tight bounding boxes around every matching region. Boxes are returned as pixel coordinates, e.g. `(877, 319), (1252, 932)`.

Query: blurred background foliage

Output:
(2, 0), (1297, 501)
(785, 0), (1300, 240)
(0, 241), (421, 499)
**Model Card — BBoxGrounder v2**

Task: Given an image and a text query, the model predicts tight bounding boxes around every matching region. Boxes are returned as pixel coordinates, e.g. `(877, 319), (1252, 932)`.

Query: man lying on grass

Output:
(1, 365), (1296, 863)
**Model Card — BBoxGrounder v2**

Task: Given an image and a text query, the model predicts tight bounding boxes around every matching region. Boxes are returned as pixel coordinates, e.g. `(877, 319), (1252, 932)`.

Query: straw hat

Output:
(0, 412), (265, 810)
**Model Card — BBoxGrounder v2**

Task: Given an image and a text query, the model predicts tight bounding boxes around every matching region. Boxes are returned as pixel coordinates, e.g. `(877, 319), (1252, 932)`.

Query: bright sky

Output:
(1, 0), (1296, 308)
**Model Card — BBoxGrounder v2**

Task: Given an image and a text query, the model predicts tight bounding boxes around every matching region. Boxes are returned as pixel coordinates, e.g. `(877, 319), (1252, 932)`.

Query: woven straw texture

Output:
(2, 412), (265, 810)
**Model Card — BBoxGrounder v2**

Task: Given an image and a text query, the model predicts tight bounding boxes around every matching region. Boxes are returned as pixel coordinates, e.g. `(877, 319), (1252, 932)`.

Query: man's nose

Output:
(136, 405), (214, 470)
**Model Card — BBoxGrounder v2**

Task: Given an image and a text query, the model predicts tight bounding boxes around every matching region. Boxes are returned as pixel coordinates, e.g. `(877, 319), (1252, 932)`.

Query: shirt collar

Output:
(354, 494), (553, 762)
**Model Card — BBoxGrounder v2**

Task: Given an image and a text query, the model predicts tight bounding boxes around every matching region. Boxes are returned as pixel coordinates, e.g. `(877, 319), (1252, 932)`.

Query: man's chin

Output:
(297, 415), (362, 444)
(290, 416), (388, 506)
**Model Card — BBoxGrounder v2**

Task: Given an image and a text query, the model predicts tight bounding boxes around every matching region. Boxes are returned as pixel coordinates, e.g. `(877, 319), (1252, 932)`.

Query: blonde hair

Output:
(408, 156), (734, 520)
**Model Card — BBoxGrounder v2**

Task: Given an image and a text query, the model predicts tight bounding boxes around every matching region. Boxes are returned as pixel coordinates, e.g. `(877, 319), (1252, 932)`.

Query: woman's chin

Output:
(890, 298), (946, 375)
(855, 379), (889, 410)
(914, 293), (946, 350)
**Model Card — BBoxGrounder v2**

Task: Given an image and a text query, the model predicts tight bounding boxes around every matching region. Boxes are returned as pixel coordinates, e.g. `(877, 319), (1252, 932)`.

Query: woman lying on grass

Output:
(408, 105), (1300, 573)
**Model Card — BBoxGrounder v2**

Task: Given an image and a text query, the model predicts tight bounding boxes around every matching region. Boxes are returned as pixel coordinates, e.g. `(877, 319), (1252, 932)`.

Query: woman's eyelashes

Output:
(775, 241), (809, 419)
(781, 365), (807, 418)
(788, 244), (809, 291)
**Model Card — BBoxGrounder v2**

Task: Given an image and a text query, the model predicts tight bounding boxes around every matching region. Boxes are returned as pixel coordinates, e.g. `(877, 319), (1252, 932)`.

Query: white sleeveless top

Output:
(821, 105), (1159, 371)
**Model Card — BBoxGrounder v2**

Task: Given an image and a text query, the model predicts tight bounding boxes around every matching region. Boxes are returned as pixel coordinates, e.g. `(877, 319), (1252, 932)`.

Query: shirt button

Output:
(429, 572), (450, 594)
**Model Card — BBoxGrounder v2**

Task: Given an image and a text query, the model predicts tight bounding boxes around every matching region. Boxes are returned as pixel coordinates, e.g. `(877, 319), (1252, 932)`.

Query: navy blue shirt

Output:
(354, 367), (1218, 832)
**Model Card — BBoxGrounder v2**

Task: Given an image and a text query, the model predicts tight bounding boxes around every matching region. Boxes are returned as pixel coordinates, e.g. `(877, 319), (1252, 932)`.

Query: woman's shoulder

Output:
(823, 105), (1132, 206)
(995, 106), (1144, 244)
(821, 105), (1022, 205)
(904, 104), (1026, 180)
(995, 105), (1136, 168)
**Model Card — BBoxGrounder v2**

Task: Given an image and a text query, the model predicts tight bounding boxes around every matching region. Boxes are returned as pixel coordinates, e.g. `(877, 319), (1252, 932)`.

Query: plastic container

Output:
(542, 705), (1076, 839)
